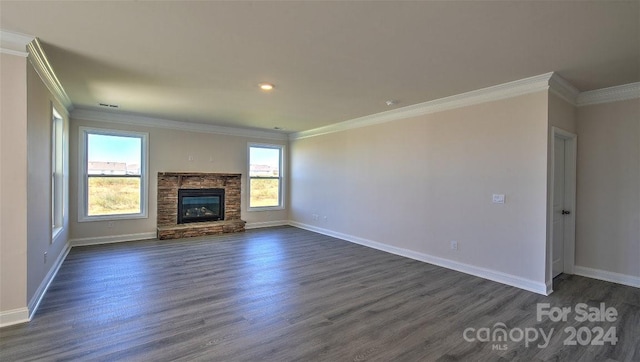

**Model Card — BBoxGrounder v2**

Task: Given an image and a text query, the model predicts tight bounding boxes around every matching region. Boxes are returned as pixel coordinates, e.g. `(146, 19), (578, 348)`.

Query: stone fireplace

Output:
(157, 172), (246, 240)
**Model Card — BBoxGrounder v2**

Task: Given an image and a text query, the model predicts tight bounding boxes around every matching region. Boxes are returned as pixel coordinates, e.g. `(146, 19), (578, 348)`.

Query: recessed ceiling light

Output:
(259, 83), (274, 91)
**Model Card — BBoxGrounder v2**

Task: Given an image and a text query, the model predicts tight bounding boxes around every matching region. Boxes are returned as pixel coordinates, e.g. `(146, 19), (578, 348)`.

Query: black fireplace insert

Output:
(177, 188), (225, 224)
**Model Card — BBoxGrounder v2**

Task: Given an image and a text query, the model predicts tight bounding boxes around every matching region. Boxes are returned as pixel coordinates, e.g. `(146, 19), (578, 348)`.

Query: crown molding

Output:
(71, 108), (288, 141)
(548, 72), (580, 105)
(26, 38), (73, 112)
(290, 72), (557, 140)
(0, 29), (34, 57)
(576, 82), (640, 107)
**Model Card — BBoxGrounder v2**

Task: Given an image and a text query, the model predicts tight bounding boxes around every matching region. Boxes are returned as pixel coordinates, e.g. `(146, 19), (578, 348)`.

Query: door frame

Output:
(547, 127), (577, 291)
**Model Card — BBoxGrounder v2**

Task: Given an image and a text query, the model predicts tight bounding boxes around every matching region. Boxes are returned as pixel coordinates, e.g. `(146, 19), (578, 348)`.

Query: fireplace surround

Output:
(157, 172), (246, 240)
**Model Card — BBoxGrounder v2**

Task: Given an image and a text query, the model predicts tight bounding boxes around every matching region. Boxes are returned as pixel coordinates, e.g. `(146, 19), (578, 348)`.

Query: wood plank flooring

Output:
(1, 226), (638, 361)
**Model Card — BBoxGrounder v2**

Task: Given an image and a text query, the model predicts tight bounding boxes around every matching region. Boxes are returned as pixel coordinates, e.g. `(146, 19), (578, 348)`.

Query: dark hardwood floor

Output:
(1, 226), (638, 361)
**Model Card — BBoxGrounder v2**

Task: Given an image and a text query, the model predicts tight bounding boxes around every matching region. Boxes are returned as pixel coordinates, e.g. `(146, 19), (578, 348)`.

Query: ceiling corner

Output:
(548, 72), (580, 106)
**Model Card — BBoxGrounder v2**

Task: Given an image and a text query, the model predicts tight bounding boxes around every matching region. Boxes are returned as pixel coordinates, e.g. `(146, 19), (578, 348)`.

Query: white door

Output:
(552, 137), (566, 277)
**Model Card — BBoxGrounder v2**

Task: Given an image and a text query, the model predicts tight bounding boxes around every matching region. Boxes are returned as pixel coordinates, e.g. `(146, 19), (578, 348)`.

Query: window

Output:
(51, 107), (64, 239)
(79, 127), (148, 221)
(249, 144), (284, 210)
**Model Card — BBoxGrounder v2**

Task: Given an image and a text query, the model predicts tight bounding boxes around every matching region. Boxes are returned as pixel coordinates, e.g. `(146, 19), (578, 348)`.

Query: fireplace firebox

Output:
(177, 188), (225, 224)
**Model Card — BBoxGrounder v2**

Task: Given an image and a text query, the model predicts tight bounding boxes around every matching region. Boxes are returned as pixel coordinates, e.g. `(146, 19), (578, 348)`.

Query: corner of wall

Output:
(0, 308), (30, 328)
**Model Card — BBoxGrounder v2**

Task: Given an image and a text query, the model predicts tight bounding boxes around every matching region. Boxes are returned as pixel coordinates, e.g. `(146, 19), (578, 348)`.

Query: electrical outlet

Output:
(492, 194), (505, 204)
(44, 252), (47, 264)
(450, 240), (458, 251)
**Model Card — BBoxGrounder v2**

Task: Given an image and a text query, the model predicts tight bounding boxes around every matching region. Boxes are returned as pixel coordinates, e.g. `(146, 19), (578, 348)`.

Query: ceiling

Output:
(1, 1), (638, 133)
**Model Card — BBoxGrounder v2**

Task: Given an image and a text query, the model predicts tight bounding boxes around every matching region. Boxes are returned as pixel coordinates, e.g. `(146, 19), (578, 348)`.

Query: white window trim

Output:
(78, 126), (149, 222)
(248, 143), (285, 211)
(51, 106), (64, 243)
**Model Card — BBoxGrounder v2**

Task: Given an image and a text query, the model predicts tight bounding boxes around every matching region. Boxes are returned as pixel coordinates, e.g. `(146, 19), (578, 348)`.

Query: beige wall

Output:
(290, 91), (550, 286)
(548, 93), (577, 134)
(69, 117), (288, 241)
(0, 53), (28, 315)
(26, 61), (70, 305)
(576, 98), (640, 277)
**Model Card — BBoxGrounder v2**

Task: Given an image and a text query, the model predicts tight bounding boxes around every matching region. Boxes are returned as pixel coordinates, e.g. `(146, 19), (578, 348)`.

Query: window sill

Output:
(78, 212), (148, 223)
(248, 206), (285, 212)
(52, 227), (63, 242)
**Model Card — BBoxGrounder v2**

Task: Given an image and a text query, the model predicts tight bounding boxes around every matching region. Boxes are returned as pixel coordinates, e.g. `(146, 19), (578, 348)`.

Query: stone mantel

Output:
(157, 172), (246, 240)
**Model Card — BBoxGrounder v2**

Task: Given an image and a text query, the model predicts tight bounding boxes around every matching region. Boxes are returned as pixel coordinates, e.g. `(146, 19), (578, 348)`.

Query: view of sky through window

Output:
(88, 134), (141, 165)
(249, 147), (280, 176)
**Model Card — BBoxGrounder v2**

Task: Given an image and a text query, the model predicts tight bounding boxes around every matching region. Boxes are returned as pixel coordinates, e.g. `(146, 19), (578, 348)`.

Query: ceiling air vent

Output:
(98, 103), (119, 109)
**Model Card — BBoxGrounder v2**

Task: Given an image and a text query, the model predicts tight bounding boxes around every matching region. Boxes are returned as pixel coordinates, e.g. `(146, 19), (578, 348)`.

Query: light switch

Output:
(492, 194), (505, 204)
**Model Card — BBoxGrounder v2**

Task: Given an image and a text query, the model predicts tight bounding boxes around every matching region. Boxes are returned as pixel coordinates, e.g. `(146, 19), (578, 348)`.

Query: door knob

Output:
(562, 210), (571, 215)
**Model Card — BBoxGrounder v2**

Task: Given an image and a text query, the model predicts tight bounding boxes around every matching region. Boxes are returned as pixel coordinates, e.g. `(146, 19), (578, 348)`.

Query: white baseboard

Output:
(0, 308), (29, 328)
(290, 221), (549, 295)
(545, 280), (554, 295)
(574, 265), (640, 288)
(28, 242), (71, 319)
(70, 232), (156, 247)
(245, 220), (290, 230)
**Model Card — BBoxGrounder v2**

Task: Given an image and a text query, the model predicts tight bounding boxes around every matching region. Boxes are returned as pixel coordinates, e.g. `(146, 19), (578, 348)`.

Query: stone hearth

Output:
(157, 172), (246, 240)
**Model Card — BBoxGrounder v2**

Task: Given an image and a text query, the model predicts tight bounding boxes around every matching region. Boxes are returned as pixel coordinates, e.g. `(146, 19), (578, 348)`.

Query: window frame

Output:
(248, 143), (285, 211)
(51, 106), (64, 241)
(78, 126), (149, 222)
